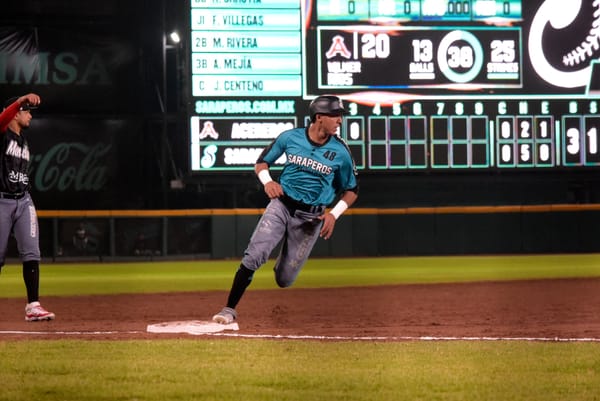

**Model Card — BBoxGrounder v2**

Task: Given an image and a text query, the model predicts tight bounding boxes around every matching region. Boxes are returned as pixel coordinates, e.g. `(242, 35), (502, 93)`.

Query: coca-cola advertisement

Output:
(25, 117), (152, 209)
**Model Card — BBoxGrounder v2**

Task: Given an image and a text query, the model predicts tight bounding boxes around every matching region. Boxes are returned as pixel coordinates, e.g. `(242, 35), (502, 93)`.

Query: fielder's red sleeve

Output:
(0, 100), (21, 132)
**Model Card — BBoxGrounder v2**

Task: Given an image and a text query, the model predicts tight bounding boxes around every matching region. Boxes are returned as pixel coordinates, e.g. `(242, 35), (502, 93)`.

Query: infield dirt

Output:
(1, 278), (600, 340)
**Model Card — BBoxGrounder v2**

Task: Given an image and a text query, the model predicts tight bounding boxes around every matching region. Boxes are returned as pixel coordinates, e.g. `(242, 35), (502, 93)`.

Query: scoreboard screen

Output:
(188, 0), (600, 172)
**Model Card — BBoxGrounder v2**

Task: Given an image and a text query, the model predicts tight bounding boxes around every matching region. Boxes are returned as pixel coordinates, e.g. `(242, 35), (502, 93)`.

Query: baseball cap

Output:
(3, 96), (38, 111)
(309, 95), (348, 120)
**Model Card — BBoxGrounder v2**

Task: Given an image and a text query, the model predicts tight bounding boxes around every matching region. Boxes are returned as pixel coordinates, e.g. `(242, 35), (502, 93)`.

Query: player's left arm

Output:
(318, 138), (359, 239)
(319, 187), (358, 240)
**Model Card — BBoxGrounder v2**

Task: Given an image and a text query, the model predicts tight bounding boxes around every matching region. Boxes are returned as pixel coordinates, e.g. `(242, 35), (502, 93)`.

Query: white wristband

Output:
(329, 200), (349, 220)
(257, 169), (273, 185)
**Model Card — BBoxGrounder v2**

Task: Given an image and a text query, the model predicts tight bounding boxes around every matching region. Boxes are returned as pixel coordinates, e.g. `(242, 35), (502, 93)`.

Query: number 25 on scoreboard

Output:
(490, 40), (516, 63)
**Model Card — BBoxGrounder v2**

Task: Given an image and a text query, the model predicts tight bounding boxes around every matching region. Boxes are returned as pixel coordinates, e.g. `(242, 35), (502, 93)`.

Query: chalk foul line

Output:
(1, 329), (600, 342)
(201, 333), (600, 342)
(0, 330), (144, 335)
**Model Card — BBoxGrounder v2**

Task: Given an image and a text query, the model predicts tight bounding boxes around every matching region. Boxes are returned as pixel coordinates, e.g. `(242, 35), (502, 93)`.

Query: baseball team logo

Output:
(199, 120), (219, 140)
(529, 0), (600, 88)
(200, 144), (218, 169)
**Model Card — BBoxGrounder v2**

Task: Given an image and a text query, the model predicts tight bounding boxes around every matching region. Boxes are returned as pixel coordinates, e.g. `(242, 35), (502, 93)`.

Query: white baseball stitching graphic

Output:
(529, 0), (600, 88)
(562, 0), (600, 67)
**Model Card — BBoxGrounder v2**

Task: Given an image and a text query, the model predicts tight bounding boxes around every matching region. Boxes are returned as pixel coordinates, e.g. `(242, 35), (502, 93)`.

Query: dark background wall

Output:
(1, 0), (600, 212)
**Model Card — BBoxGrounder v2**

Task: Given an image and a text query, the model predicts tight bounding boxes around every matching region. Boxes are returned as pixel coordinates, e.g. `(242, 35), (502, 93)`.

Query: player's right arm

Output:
(0, 100), (20, 132)
(254, 133), (287, 199)
(0, 93), (41, 132)
(18, 93), (41, 107)
(255, 162), (283, 199)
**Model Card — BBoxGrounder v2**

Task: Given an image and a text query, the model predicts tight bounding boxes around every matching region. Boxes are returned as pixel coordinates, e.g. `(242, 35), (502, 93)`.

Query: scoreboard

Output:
(188, 0), (600, 171)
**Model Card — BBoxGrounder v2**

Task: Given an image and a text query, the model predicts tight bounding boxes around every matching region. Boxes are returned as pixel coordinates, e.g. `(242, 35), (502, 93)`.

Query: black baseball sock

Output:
(22, 260), (40, 304)
(226, 264), (255, 309)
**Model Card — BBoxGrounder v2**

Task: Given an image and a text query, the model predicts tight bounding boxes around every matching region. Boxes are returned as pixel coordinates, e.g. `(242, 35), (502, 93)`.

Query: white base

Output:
(147, 320), (239, 335)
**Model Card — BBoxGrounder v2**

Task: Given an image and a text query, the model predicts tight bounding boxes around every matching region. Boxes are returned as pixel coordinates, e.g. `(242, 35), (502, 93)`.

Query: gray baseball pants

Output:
(241, 197), (323, 287)
(0, 193), (41, 268)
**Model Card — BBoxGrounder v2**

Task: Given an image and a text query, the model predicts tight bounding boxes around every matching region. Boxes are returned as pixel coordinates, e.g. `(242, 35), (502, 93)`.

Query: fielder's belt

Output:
(0, 191), (26, 200)
(280, 194), (325, 215)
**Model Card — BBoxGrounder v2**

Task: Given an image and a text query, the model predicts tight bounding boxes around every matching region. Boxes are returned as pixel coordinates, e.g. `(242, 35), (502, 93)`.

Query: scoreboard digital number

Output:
(189, 0), (600, 172)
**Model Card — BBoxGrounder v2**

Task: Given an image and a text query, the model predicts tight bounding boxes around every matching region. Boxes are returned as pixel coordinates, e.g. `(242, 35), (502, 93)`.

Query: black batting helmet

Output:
(309, 95), (348, 121)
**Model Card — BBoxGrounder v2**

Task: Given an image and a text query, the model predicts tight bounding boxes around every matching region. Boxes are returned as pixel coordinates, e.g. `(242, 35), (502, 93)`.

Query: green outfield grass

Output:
(1, 254), (600, 297)
(2, 254), (600, 401)
(1, 339), (599, 401)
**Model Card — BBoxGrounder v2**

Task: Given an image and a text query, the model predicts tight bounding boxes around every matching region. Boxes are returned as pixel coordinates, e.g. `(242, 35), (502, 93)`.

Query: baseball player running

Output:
(213, 95), (358, 324)
(0, 94), (55, 321)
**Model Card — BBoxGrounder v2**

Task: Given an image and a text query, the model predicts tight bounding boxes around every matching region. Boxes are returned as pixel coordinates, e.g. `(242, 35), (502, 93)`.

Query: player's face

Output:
(319, 113), (343, 135)
(15, 110), (33, 129)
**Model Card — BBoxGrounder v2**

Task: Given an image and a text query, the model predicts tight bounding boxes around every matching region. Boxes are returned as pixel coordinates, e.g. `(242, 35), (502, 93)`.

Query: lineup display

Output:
(189, 0), (600, 171)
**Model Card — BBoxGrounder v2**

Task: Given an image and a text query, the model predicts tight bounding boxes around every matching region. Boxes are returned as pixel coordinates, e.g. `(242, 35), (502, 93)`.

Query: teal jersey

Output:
(257, 127), (358, 206)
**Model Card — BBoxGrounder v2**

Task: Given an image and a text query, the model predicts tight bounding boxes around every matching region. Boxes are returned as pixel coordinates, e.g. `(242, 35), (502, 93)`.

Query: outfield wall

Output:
(6, 205), (600, 262)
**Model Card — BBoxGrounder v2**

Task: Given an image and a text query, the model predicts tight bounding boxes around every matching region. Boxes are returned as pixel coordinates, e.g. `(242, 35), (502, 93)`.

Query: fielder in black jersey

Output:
(212, 95), (358, 325)
(0, 94), (55, 322)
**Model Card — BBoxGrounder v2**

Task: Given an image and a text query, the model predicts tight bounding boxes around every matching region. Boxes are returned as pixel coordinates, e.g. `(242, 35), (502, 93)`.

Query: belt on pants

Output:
(0, 191), (26, 200)
(280, 194), (324, 215)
